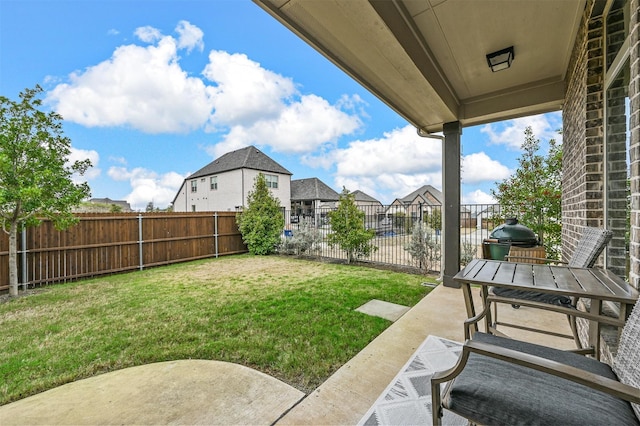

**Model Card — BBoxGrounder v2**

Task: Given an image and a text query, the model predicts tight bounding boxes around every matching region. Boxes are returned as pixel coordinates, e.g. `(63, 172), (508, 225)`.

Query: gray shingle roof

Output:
(400, 185), (443, 205)
(188, 145), (292, 179)
(352, 190), (381, 203)
(291, 178), (339, 201)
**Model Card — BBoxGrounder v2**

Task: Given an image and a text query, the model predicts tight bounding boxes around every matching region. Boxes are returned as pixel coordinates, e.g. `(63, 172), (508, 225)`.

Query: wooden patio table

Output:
(453, 258), (639, 360)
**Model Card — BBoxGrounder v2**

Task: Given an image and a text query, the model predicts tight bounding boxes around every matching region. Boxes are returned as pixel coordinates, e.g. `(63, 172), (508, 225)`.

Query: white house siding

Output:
(173, 169), (291, 212)
(242, 169), (291, 211)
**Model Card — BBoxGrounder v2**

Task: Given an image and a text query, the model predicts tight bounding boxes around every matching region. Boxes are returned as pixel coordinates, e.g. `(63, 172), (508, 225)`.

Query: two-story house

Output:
(172, 146), (292, 212)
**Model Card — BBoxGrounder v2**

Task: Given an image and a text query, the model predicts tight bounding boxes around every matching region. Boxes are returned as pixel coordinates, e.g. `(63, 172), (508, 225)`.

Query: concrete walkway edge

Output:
(0, 360), (305, 425)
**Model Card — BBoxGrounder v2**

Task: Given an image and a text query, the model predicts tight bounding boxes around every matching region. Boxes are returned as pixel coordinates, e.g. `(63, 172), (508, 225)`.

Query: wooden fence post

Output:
(214, 212), (219, 258)
(138, 214), (144, 271)
(20, 228), (28, 291)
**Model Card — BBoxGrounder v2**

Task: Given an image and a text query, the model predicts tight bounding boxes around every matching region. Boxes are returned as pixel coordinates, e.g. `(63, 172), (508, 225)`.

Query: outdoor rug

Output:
(357, 335), (467, 426)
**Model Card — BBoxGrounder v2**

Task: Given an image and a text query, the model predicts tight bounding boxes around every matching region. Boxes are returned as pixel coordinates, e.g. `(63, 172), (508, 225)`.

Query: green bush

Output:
(327, 189), (377, 263)
(237, 174), (284, 255)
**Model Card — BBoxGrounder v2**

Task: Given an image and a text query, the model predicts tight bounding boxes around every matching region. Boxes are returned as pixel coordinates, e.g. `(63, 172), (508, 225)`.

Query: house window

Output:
(191, 180), (197, 193)
(604, 0), (630, 279)
(191, 205), (196, 212)
(210, 176), (218, 190)
(265, 174), (278, 189)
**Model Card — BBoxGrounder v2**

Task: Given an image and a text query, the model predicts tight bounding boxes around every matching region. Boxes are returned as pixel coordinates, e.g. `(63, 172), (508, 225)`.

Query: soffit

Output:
(253, 0), (586, 133)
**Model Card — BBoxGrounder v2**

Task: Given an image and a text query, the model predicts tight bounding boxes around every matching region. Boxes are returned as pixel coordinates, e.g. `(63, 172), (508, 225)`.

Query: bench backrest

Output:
(568, 227), (613, 268)
(613, 300), (640, 419)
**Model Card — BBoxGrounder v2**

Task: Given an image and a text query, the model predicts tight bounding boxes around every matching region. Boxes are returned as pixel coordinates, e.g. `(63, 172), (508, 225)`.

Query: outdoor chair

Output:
(431, 297), (640, 426)
(488, 227), (613, 347)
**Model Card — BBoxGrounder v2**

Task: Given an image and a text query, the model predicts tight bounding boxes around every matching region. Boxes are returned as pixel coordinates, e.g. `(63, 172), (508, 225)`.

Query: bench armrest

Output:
(503, 255), (568, 265)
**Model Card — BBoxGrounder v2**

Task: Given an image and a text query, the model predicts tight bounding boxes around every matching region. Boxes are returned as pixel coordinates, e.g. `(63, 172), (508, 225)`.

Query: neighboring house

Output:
(352, 190), (383, 211)
(351, 189), (384, 229)
(290, 178), (339, 218)
(387, 185), (470, 225)
(387, 185), (443, 219)
(172, 146), (292, 212)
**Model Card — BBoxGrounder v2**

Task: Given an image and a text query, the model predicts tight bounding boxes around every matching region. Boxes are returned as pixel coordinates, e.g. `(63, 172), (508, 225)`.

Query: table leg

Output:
(480, 286), (491, 333)
(461, 283), (478, 336)
(588, 299), (602, 361)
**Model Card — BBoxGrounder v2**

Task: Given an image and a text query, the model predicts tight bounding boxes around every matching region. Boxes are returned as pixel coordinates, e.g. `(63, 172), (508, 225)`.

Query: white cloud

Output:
(321, 125), (443, 204)
(480, 112), (562, 150)
(108, 156), (128, 165)
(462, 152), (511, 184)
(210, 94), (362, 157)
(334, 126), (441, 176)
(68, 147), (101, 182)
(107, 166), (186, 210)
(176, 20), (204, 52)
(463, 189), (496, 204)
(46, 23), (215, 133)
(46, 23), (362, 158)
(107, 166), (130, 181)
(203, 50), (295, 127)
(135, 26), (162, 43)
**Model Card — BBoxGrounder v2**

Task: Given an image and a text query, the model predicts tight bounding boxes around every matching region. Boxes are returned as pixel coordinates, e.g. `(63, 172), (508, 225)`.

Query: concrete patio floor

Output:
(0, 284), (575, 425)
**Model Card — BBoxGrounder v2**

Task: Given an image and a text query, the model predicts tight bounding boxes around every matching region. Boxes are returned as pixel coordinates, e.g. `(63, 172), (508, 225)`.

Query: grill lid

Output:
(489, 218), (539, 246)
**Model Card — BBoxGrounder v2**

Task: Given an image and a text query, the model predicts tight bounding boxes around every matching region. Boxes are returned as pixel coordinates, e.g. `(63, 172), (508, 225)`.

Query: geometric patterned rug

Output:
(357, 335), (467, 426)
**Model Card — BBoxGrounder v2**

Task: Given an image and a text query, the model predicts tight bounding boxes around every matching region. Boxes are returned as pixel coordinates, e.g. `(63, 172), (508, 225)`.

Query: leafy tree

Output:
(491, 126), (562, 258)
(327, 188), (377, 263)
(236, 173), (284, 255)
(0, 86), (91, 296)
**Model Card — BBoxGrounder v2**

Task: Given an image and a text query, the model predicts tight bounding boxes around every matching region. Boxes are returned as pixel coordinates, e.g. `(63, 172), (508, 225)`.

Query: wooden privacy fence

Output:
(0, 212), (247, 291)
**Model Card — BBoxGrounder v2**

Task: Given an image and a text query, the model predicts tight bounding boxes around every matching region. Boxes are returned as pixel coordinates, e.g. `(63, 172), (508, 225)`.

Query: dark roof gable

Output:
(291, 178), (339, 201)
(188, 145), (292, 179)
(352, 190), (380, 203)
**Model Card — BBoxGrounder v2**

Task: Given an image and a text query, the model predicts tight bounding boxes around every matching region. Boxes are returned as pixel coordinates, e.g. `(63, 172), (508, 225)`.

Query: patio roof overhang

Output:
(252, 0), (587, 133)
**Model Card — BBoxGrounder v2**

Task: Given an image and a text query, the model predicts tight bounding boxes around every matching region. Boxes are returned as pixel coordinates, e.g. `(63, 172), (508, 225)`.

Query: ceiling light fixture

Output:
(486, 46), (515, 72)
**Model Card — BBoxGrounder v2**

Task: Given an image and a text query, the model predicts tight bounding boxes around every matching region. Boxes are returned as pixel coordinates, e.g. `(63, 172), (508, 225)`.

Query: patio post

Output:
(442, 121), (461, 288)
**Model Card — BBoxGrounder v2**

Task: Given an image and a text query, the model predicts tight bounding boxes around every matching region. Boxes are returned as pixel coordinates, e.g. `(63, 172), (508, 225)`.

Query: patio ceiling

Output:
(253, 0), (587, 133)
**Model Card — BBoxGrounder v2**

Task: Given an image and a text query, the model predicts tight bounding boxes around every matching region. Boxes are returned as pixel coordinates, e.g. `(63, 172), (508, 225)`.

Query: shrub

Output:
(278, 221), (322, 256)
(327, 189), (377, 263)
(405, 222), (441, 273)
(237, 174), (284, 255)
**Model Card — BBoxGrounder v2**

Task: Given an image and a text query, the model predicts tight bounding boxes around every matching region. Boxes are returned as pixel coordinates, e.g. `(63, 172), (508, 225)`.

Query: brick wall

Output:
(563, 0), (605, 259)
(630, 0), (640, 289)
(565, 0), (640, 355)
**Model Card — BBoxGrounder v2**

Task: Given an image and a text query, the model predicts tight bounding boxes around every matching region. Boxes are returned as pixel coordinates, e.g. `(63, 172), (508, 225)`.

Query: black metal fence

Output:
(280, 203), (505, 272)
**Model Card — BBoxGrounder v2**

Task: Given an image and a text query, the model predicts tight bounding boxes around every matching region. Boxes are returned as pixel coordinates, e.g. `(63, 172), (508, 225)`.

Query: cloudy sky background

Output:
(1, 1), (562, 211)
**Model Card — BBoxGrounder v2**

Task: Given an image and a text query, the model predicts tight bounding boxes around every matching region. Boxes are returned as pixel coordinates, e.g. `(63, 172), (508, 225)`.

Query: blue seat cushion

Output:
(442, 332), (639, 426)
(491, 286), (573, 306)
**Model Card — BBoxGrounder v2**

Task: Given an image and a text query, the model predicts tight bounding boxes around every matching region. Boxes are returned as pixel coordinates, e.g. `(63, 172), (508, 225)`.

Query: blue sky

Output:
(1, 0), (562, 211)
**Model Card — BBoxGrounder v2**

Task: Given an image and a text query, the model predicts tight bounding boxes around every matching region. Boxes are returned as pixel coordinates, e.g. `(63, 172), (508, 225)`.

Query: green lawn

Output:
(0, 255), (434, 405)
